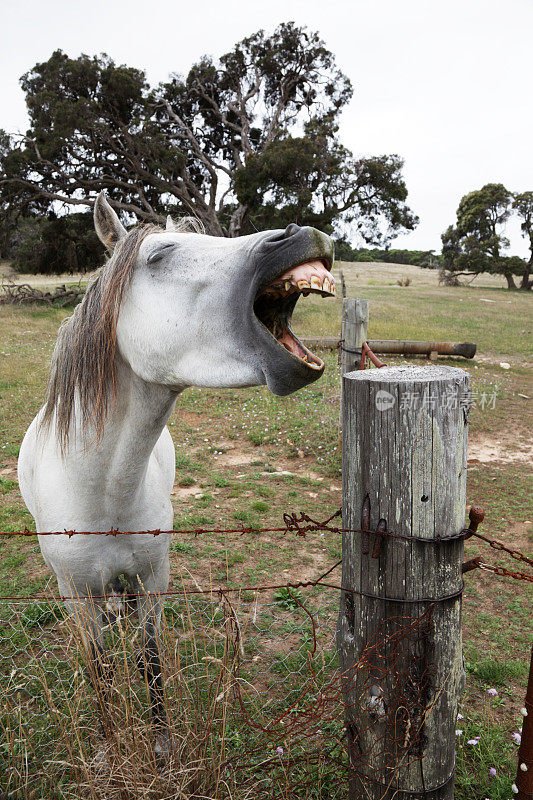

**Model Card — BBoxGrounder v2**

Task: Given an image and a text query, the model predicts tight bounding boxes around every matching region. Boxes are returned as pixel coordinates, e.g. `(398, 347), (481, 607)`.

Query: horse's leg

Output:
(58, 580), (114, 700)
(104, 575), (126, 626)
(132, 565), (169, 748)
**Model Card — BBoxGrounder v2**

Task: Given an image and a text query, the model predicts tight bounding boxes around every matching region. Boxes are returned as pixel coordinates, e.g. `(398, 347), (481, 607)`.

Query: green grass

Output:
(0, 478), (16, 494)
(467, 653), (528, 685)
(178, 474), (196, 487)
(292, 262), (533, 358)
(273, 586), (305, 611)
(169, 539), (195, 554)
(251, 500), (269, 513)
(455, 712), (520, 800)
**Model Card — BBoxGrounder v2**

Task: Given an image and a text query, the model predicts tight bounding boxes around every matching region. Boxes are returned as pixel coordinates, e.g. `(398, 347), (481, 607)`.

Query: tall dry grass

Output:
(2, 583), (344, 800)
(2, 586), (260, 800)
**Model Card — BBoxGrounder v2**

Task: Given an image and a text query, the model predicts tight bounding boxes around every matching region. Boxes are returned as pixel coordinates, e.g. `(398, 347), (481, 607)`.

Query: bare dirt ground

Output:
(468, 434), (533, 465)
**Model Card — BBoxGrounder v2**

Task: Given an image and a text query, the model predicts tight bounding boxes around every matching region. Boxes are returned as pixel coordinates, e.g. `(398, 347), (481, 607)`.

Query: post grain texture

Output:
(341, 298), (369, 376)
(337, 365), (469, 799)
(340, 299), (369, 427)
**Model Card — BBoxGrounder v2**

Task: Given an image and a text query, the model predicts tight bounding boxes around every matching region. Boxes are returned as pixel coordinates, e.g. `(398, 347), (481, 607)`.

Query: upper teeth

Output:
(264, 270), (336, 298)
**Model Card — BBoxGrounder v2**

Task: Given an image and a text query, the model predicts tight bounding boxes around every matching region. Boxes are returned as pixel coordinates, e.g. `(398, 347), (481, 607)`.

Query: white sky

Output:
(1, 0), (531, 256)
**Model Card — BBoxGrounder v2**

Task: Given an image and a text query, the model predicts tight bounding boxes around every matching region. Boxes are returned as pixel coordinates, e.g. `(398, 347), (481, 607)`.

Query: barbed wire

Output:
(475, 561), (533, 583)
(0, 507), (530, 603)
(0, 506), (519, 547)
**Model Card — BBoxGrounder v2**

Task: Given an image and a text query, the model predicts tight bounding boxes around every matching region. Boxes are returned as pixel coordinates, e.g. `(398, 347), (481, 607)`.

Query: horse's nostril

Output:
(283, 223), (301, 239)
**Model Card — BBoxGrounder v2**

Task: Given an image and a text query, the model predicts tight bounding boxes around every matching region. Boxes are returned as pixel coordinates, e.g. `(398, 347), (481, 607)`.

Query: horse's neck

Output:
(76, 358), (179, 499)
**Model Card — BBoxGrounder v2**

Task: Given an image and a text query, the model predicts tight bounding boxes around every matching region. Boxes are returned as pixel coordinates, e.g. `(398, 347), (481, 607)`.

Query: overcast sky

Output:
(2, 0), (531, 255)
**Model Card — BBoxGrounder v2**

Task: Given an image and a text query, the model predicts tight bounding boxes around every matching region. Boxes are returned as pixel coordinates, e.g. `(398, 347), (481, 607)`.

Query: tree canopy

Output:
(0, 22), (417, 245)
(441, 183), (530, 289)
(512, 191), (533, 289)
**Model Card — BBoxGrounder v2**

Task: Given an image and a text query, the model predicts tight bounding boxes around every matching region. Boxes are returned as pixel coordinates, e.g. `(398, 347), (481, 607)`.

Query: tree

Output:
(441, 184), (527, 289)
(1, 23), (417, 244)
(232, 122), (417, 241)
(9, 213), (103, 274)
(512, 192), (533, 290)
(0, 129), (19, 257)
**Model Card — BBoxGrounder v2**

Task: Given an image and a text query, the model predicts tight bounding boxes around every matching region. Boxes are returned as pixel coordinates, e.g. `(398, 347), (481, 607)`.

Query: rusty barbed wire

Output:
(466, 532), (533, 568)
(0, 505), (531, 598)
(475, 561), (533, 583)
(0, 515), (530, 794)
(0, 506), (498, 544)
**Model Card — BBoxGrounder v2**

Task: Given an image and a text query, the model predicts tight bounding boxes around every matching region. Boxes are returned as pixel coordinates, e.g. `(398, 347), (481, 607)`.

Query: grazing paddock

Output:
(0, 260), (531, 798)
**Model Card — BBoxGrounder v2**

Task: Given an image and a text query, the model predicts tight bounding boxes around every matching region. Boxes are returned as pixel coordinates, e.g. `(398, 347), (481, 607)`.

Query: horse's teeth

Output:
(297, 280), (310, 290)
(310, 276), (322, 290)
(323, 277), (331, 293)
(284, 280), (292, 292)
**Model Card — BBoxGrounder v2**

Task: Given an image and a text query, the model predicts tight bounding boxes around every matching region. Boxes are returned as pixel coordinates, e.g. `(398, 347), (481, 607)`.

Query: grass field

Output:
(0, 260), (531, 798)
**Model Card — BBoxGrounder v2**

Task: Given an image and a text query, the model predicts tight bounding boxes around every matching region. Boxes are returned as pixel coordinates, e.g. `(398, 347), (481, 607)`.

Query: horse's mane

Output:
(41, 217), (201, 452)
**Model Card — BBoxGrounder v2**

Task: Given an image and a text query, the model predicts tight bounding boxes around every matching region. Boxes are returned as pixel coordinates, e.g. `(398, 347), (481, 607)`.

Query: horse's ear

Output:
(94, 192), (127, 252)
(166, 215), (177, 232)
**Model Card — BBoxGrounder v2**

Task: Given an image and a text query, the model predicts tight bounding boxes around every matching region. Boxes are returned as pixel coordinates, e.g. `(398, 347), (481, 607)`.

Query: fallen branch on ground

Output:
(0, 280), (85, 307)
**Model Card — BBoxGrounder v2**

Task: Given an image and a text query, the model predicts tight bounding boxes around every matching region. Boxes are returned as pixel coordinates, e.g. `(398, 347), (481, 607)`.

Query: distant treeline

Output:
(1, 213), (442, 276)
(1, 212), (104, 274)
(334, 240), (440, 268)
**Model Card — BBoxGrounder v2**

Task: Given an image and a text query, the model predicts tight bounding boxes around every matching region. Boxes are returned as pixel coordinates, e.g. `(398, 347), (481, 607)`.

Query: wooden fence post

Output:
(337, 365), (469, 799)
(340, 299), (369, 428)
(340, 268), (347, 299)
(341, 298), (369, 376)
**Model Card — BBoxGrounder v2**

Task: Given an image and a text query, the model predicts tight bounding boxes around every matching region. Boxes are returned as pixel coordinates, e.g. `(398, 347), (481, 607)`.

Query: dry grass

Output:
(291, 261), (532, 360)
(1, 580), (346, 799)
(3, 587), (254, 799)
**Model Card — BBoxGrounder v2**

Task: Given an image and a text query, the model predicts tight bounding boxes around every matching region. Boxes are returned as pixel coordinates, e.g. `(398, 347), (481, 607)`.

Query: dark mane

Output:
(41, 224), (160, 451)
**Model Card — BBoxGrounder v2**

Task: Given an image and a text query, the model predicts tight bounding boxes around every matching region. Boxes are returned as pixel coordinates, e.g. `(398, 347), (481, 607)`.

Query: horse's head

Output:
(94, 193), (335, 396)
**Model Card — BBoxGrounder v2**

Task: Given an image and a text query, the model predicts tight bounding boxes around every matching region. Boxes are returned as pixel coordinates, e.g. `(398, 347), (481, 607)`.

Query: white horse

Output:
(17, 192), (335, 739)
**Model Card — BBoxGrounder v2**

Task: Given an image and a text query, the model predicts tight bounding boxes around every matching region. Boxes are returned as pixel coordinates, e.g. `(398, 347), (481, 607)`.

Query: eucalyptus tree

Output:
(1, 23), (417, 243)
(442, 183), (526, 288)
(513, 191), (533, 289)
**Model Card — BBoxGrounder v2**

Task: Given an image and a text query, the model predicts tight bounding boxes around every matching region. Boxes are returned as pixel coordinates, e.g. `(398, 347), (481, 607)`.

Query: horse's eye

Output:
(146, 243), (176, 265)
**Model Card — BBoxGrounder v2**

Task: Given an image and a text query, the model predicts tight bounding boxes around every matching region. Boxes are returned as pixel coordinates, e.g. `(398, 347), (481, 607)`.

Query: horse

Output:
(17, 192), (335, 751)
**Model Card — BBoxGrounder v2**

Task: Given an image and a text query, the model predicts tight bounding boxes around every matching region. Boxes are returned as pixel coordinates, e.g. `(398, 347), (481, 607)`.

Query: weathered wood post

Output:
(340, 268), (347, 299)
(514, 645), (533, 799)
(337, 365), (469, 799)
(340, 299), (369, 429)
(341, 298), (369, 377)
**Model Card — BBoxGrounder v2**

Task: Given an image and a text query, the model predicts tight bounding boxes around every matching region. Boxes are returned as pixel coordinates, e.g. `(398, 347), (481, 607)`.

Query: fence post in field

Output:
(340, 268), (347, 299)
(341, 298), (369, 376)
(337, 365), (469, 799)
(340, 298), (368, 428)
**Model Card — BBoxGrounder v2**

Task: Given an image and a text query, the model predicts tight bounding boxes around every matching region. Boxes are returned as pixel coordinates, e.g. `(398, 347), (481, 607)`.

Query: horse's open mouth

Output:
(253, 259), (335, 370)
